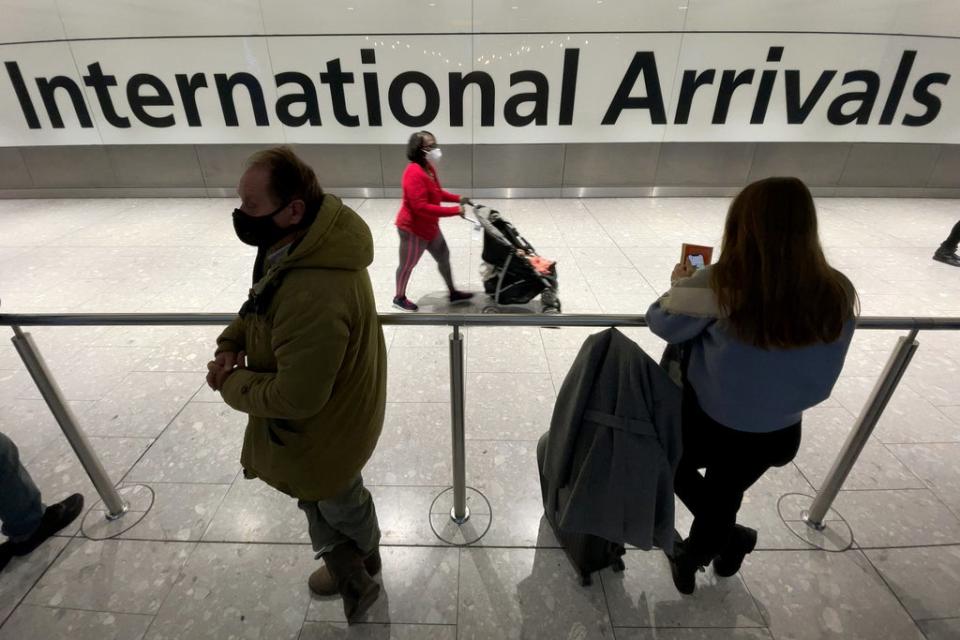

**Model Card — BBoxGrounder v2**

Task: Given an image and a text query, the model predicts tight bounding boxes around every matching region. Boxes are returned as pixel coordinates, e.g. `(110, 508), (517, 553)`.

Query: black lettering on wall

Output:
(4, 61), (41, 129)
(559, 48), (579, 125)
(504, 70), (549, 126)
(388, 71), (440, 127)
(176, 73), (208, 127)
(214, 72), (269, 126)
(449, 71), (495, 126)
(903, 72), (950, 126)
(602, 52), (666, 125)
(360, 49), (382, 126)
(880, 50), (916, 125)
(785, 69), (837, 124)
(713, 69), (755, 124)
(36, 75), (92, 128)
(750, 46), (783, 124)
(320, 59), (359, 127)
(275, 72), (321, 127)
(127, 73), (175, 127)
(827, 70), (880, 125)
(84, 62), (130, 128)
(674, 69), (715, 125)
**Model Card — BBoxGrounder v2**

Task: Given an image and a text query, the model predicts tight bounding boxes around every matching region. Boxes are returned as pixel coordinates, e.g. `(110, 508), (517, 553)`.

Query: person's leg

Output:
(425, 232), (457, 293)
(685, 422), (802, 566)
(0, 432), (44, 541)
(395, 229), (427, 299)
(300, 476), (381, 622)
(313, 475), (381, 556)
(672, 385), (714, 520)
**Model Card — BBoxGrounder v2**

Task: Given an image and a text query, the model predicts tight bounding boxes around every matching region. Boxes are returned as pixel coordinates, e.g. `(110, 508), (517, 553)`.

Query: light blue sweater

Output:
(646, 267), (854, 433)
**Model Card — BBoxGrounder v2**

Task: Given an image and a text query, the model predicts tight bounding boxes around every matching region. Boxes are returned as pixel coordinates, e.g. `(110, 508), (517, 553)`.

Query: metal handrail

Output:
(5, 311), (960, 541)
(2, 312), (960, 329)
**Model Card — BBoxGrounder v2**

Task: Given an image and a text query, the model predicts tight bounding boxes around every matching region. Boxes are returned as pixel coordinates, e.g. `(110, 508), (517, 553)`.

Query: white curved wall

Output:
(0, 0), (958, 195)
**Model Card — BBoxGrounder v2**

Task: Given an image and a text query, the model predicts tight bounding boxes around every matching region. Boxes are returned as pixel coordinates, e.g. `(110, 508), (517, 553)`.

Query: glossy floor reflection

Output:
(1, 196), (959, 639)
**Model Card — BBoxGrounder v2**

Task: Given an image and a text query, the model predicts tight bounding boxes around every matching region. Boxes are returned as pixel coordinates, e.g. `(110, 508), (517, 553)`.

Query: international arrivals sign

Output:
(0, 32), (956, 146)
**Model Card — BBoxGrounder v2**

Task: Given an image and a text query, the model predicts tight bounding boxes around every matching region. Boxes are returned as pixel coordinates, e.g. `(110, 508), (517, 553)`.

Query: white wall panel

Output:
(684, 0), (960, 38)
(2, 2), (959, 147)
(261, 0), (471, 35)
(0, 0), (64, 43)
(55, 0), (264, 39)
(472, 0), (689, 32)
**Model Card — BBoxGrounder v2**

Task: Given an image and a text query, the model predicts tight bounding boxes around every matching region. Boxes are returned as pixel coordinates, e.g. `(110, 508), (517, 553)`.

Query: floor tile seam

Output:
(124, 539), (202, 635)
(109, 479), (233, 486)
(858, 542), (933, 634)
(826, 486), (936, 493)
(0, 535), (75, 631)
(877, 440), (960, 446)
(610, 624), (772, 630)
(454, 547), (462, 628)
(7, 601), (157, 619)
(879, 443), (955, 503)
(194, 469), (241, 545)
(114, 391), (205, 490)
(596, 557), (619, 632)
(463, 437), (545, 443)
(911, 615), (960, 623)
(732, 554), (772, 629)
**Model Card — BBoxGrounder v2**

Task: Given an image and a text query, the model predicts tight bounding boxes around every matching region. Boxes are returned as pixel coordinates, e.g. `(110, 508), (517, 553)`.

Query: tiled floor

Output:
(0, 196), (959, 639)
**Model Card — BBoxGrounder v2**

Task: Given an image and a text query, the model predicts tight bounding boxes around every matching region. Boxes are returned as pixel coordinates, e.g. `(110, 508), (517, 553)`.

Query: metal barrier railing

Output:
(3, 312), (959, 547)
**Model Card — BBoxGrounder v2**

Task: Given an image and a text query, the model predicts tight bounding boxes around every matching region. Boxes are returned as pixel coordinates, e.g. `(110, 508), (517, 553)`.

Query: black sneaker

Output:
(713, 525), (758, 577)
(449, 290), (475, 304)
(392, 296), (418, 311)
(0, 494), (84, 565)
(933, 250), (960, 267)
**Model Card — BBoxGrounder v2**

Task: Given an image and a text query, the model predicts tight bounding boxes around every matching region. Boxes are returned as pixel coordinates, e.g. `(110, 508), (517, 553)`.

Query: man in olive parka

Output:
(207, 147), (386, 623)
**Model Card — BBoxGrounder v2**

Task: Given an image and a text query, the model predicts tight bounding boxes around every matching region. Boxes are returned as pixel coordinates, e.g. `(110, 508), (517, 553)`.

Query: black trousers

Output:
(673, 385), (802, 565)
(940, 220), (960, 253)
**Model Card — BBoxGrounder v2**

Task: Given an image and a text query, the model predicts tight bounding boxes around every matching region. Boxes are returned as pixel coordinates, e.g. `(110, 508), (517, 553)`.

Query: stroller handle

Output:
(460, 201), (482, 227)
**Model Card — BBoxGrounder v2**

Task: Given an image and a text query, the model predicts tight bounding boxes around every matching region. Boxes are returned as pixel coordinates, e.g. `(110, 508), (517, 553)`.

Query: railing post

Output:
(10, 326), (128, 520)
(804, 329), (919, 530)
(448, 324), (469, 524)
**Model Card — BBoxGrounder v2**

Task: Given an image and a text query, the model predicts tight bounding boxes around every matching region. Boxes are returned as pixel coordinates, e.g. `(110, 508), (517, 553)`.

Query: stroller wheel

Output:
(481, 305), (499, 314)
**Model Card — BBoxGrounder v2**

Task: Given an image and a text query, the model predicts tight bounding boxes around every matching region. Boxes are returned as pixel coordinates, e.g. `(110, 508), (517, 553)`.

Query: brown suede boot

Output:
(309, 547), (381, 597)
(320, 543), (381, 622)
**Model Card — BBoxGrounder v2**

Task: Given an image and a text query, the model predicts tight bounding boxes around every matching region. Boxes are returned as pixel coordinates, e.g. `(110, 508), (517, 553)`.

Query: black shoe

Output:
(713, 525), (758, 577)
(665, 540), (701, 595)
(449, 290), (475, 304)
(933, 250), (960, 267)
(392, 296), (419, 312)
(1, 494), (84, 560)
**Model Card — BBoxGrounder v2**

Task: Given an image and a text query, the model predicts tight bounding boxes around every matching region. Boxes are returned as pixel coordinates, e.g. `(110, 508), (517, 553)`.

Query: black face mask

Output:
(232, 202), (290, 247)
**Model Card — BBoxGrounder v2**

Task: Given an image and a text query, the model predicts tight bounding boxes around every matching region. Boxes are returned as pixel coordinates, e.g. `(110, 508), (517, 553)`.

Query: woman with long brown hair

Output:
(647, 177), (859, 595)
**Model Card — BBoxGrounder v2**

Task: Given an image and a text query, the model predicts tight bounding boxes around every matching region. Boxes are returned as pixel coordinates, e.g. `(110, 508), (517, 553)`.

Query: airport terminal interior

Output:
(0, 195), (958, 639)
(2, 1), (960, 639)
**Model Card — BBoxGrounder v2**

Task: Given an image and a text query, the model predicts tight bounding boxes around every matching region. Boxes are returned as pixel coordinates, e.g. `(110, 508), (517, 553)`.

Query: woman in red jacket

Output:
(393, 131), (474, 311)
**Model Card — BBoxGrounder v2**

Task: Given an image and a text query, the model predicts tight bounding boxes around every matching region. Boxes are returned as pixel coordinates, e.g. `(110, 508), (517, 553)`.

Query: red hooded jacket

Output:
(395, 162), (461, 241)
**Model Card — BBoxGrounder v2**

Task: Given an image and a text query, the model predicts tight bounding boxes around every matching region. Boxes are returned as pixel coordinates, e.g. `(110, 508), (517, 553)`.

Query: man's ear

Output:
(289, 199), (306, 224)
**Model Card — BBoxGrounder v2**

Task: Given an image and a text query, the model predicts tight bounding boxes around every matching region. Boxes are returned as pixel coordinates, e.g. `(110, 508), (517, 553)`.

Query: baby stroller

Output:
(464, 204), (560, 314)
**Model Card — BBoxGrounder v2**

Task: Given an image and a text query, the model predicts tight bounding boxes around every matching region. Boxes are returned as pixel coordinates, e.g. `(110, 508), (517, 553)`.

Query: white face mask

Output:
(425, 147), (442, 164)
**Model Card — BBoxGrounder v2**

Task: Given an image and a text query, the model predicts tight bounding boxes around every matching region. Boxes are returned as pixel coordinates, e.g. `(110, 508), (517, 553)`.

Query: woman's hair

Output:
(710, 177), (859, 349)
(406, 130), (434, 165)
(246, 145), (324, 217)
